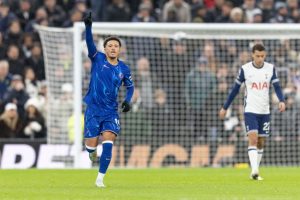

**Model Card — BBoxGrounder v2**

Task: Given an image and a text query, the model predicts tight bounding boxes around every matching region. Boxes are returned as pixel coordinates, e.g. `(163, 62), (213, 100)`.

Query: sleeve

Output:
(271, 67), (284, 102)
(123, 66), (134, 102)
(271, 66), (279, 84)
(123, 66), (134, 88)
(223, 83), (241, 110)
(124, 86), (134, 103)
(85, 26), (98, 60)
(235, 68), (245, 85)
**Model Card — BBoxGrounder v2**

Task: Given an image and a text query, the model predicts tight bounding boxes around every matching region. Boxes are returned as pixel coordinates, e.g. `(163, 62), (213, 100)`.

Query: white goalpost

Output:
(36, 23), (300, 168)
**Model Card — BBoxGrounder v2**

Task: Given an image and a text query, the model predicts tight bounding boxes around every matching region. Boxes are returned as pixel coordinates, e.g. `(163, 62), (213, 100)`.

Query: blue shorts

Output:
(244, 113), (270, 137)
(84, 107), (120, 138)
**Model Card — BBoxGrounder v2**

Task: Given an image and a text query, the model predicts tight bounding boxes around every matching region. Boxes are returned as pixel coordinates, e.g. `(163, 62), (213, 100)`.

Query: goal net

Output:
(36, 23), (300, 168)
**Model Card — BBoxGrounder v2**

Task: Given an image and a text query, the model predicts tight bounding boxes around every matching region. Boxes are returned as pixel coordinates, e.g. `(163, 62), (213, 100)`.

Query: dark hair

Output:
(252, 43), (265, 53)
(103, 36), (122, 48)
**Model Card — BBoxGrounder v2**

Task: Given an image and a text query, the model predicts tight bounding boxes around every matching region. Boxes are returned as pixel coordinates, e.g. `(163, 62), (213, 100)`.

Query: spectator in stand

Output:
(190, 0), (203, 17)
(90, 0), (108, 21)
(269, 2), (294, 23)
(242, 0), (257, 23)
(215, 1), (233, 22)
(287, 0), (298, 14)
(205, 78), (234, 147)
(25, 7), (49, 32)
(191, 4), (209, 23)
(259, 0), (275, 23)
(232, 49), (250, 75)
(0, 32), (6, 59)
(229, 7), (245, 23)
(24, 67), (39, 98)
(3, 74), (30, 118)
(21, 33), (34, 58)
(22, 98), (46, 139)
(162, 0), (191, 22)
(4, 19), (23, 47)
(202, 0), (216, 9)
(43, 0), (66, 27)
(271, 91), (299, 140)
(56, 0), (77, 13)
(287, 0), (300, 23)
(63, 9), (83, 27)
(134, 56), (160, 110)
(0, 60), (12, 111)
(74, 0), (88, 14)
(206, 0), (224, 22)
(25, 42), (45, 81)
(201, 41), (217, 73)
(185, 56), (217, 141)
(15, 0), (34, 30)
(252, 8), (263, 23)
(52, 83), (73, 135)
(151, 88), (174, 138)
(36, 80), (48, 120)
(0, 2), (16, 32)
(6, 44), (25, 76)
(215, 40), (237, 65)
(103, 0), (131, 22)
(132, 3), (156, 22)
(0, 103), (23, 138)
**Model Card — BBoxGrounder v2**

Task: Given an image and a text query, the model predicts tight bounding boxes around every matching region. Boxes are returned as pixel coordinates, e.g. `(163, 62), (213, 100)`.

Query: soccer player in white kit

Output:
(219, 43), (286, 180)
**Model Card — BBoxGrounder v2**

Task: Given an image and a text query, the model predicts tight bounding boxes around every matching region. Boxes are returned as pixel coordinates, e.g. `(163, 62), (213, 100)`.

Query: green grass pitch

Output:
(1, 168), (299, 200)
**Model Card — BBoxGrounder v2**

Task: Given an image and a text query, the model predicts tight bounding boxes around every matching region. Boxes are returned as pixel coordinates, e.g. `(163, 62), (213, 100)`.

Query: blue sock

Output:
(85, 145), (96, 153)
(99, 141), (113, 174)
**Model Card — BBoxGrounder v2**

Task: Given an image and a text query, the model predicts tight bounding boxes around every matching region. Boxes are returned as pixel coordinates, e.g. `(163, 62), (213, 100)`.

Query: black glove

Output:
(121, 101), (131, 112)
(83, 11), (92, 26)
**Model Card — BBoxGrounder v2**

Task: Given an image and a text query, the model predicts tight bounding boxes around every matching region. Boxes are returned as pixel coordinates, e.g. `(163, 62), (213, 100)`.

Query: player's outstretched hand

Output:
(219, 107), (227, 120)
(278, 102), (286, 112)
(83, 11), (92, 26)
(121, 101), (131, 112)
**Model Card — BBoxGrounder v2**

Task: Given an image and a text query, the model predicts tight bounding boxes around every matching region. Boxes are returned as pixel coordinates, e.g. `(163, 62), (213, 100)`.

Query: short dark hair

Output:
(103, 36), (122, 48)
(252, 43), (265, 53)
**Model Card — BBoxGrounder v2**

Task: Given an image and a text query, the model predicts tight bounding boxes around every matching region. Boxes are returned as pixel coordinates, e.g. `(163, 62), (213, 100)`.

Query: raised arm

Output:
(84, 12), (97, 59)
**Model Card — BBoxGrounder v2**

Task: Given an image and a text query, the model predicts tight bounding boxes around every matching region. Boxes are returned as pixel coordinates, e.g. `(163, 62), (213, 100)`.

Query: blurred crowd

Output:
(0, 0), (300, 141)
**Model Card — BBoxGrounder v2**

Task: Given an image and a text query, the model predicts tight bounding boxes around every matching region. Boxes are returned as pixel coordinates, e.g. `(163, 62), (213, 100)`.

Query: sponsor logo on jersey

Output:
(251, 82), (269, 90)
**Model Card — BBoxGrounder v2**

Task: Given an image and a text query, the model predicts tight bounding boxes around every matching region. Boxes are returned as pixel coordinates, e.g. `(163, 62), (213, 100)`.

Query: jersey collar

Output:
(252, 61), (264, 69)
(104, 58), (119, 67)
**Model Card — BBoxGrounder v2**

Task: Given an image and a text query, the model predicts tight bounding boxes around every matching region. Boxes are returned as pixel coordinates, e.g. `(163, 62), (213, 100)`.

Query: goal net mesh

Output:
(37, 24), (300, 168)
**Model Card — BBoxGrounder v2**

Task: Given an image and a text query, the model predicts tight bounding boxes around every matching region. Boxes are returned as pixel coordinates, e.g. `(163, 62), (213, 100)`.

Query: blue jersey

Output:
(83, 52), (133, 113)
(83, 26), (134, 116)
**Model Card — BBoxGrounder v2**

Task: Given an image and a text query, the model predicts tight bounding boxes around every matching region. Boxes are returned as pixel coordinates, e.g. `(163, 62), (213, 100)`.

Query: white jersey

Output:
(236, 61), (279, 114)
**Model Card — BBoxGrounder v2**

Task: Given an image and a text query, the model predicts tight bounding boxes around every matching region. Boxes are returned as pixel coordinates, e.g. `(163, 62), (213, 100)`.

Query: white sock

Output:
(257, 149), (264, 167)
(97, 172), (105, 181)
(248, 146), (258, 175)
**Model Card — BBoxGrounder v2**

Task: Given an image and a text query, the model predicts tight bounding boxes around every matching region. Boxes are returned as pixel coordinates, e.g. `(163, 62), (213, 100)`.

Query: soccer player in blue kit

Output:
(83, 12), (134, 187)
(219, 44), (285, 181)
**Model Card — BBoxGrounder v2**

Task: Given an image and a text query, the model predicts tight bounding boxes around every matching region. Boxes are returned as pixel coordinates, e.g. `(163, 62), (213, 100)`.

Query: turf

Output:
(0, 167), (299, 200)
